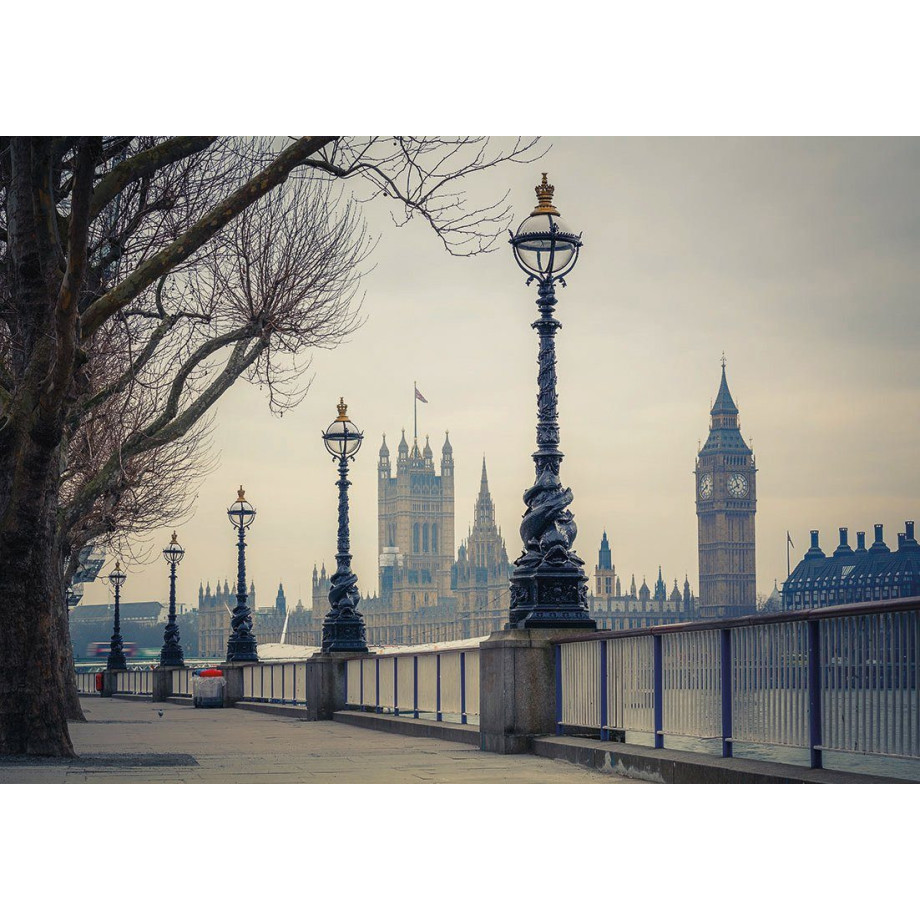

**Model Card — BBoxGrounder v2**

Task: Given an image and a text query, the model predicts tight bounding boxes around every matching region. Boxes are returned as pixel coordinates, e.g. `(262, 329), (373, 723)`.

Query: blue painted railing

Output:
(554, 598), (920, 773)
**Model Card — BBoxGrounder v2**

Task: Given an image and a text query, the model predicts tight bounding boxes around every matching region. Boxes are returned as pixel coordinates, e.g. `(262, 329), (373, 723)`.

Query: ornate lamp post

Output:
(226, 486), (259, 662)
(106, 561), (128, 670)
(320, 398), (368, 654)
(160, 531), (186, 667)
(506, 174), (596, 630)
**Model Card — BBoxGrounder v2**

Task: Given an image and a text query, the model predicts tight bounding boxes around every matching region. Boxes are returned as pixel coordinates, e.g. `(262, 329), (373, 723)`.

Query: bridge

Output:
(57, 598), (920, 783)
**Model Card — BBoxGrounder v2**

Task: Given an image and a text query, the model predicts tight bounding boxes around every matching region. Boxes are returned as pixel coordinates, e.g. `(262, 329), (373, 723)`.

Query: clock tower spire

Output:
(695, 358), (757, 618)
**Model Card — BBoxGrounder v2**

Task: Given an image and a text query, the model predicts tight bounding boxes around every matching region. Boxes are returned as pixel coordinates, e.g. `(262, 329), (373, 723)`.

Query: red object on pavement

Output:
(200, 668), (223, 677)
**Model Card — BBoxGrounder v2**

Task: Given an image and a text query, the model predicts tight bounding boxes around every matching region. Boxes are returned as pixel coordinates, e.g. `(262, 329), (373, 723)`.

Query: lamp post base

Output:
(226, 635), (258, 662)
(508, 564), (596, 630)
(321, 613), (368, 654)
(159, 645), (185, 667)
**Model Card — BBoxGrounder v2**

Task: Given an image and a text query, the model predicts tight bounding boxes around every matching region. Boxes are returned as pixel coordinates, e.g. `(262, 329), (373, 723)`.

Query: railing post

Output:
(436, 653), (442, 722)
(808, 618), (823, 769)
(653, 633), (664, 749)
(375, 657), (381, 713)
(555, 643), (563, 736)
(394, 657), (399, 716)
(413, 656), (419, 718)
(359, 658), (364, 708)
(600, 640), (609, 742)
(721, 628), (733, 759)
(460, 652), (467, 725)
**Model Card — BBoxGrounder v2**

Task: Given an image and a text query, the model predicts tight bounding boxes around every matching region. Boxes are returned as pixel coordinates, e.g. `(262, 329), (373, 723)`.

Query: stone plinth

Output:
(304, 653), (352, 721)
(479, 627), (594, 754)
(152, 668), (174, 702)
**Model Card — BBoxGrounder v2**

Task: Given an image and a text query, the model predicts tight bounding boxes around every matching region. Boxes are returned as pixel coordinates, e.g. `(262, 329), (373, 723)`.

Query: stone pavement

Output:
(0, 696), (644, 784)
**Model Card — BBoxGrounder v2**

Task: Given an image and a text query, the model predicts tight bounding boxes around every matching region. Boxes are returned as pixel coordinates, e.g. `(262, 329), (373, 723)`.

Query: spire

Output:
(598, 531), (612, 570)
(398, 429), (408, 455)
(654, 566), (666, 601)
(379, 433), (389, 457)
(423, 435), (433, 459)
(479, 455), (489, 494)
(442, 430), (452, 455)
(474, 455), (495, 529)
(711, 357), (739, 416)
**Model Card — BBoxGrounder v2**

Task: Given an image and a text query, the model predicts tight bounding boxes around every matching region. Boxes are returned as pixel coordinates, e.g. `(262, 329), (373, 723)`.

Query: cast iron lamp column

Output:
(226, 486), (259, 662)
(506, 174), (596, 630)
(160, 531), (186, 667)
(321, 398), (368, 654)
(106, 562), (128, 670)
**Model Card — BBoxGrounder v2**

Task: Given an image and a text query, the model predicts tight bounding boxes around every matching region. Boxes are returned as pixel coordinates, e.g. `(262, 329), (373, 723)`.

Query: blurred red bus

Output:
(86, 641), (138, 659)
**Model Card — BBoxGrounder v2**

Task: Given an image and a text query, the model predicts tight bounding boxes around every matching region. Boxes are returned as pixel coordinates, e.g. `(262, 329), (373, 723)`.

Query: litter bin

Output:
(193, 669), (225, 709)
(95, 672), (104, 693)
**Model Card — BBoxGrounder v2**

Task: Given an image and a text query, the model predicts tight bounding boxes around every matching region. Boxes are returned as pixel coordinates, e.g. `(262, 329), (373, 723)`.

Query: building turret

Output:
(629, 574), (637, 598)
(378, 434), (391, 477)
(653, 566), (667, 601)
(670, 579), (682, 602)
(594, 530), (615, 598)
(598, 531), (612, 570)
(639, 577), (651, 602)
(423, 435), (433, 462)
(441, 431), (454, 477)
(198, 582), (204, 607)
(276, 583), (286, 617)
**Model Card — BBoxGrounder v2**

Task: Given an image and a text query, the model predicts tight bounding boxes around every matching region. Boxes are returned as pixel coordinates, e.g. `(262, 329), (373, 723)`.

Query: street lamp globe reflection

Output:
(227, 486), (256, 529)
(510, 173), (582, 283)
(323, 398), (364, 459)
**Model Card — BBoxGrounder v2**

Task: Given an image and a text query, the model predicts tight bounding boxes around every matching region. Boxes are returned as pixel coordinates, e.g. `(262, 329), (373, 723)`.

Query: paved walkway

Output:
(0, 697), (643, 784)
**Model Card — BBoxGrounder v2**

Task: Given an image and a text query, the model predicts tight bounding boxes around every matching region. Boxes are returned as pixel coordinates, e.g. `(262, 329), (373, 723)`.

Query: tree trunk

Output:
(57, 604), (85, 722)
(0, 461), (75, 756)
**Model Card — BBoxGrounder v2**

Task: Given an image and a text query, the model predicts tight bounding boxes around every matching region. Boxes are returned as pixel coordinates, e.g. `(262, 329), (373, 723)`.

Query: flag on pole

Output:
(415, 386), (428, 404)
(787, 531), (794, 549)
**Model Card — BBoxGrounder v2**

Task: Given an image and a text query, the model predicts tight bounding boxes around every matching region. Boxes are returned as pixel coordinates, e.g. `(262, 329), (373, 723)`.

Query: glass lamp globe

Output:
(162, 531), (186, 566)
(108, 561), (127, 589)
(510, 173), (582, 280)
(323, 398), (363, 459)
(227, 486), (256, 529)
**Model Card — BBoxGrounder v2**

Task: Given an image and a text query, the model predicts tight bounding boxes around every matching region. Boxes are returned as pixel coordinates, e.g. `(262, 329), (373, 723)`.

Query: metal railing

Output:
(555, 599), (919, 771)
(241, 662), (309, 705)
(345, 649), (480, 724)
(75, 670), (102, 693)
(115, 668), (153, 695)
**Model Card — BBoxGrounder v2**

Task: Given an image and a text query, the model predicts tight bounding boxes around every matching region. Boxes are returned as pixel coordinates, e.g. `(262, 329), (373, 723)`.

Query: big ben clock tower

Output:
(696, 358), (756, 619)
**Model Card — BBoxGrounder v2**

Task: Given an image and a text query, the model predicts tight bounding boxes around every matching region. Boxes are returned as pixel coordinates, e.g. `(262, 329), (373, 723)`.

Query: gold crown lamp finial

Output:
(170, 531), (178, 544)
(114, 560), (121, 572)
(336, 397), (349, 421)
(531, 172), (559, 216)
(238, 485), (245, 501)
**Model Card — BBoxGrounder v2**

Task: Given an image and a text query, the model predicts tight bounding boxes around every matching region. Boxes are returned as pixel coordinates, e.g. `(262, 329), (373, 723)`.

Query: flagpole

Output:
(787, 532), (791, 578)
(414, 380), (417, 441)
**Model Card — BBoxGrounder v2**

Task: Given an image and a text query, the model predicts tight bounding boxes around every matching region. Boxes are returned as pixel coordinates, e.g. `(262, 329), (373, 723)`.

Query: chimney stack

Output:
(902, 520), (919, 552)
(833, 527), (854, 557)
(869, 523), (890, 554)
(855, 531), (867, 553)
(805, 530), (826, 559)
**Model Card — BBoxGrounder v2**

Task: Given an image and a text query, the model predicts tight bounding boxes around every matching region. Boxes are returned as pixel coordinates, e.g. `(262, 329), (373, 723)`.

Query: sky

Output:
(80, 137), (920, 614)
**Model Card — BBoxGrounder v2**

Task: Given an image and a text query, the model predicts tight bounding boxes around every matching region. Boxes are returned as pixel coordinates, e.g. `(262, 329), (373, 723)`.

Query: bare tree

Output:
(0, 135), (542, 756)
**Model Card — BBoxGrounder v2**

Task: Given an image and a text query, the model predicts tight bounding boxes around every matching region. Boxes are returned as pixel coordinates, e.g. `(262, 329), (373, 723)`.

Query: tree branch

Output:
(80, 136), (337, 340)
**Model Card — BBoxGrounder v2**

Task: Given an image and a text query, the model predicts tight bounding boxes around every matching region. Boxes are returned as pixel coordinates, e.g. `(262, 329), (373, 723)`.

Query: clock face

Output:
(698, 473), (713, 499)
(727, 473), (749, 498)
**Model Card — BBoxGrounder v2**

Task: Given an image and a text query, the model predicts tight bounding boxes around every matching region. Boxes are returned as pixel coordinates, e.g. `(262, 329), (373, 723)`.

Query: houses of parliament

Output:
(196, 363), (761, 651)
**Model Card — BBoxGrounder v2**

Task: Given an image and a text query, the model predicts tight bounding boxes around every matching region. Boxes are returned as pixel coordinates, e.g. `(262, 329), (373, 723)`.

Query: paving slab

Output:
(0, 697), (643, 784)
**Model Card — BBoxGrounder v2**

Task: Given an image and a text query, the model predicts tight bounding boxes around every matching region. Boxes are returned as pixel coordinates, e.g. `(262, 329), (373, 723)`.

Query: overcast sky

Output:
(80, 137), (920, 615)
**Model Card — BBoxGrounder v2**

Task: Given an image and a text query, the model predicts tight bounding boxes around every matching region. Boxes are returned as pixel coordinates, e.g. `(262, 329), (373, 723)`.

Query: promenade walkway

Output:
(0, 697), (643, 784)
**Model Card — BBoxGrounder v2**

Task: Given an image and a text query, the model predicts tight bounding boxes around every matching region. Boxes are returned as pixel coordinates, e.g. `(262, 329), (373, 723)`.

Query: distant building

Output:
(590, 531), (696, 629)
(450, 458), (513, 638)
(783, 522), (920, 610)
(696, 360), (757, 618)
